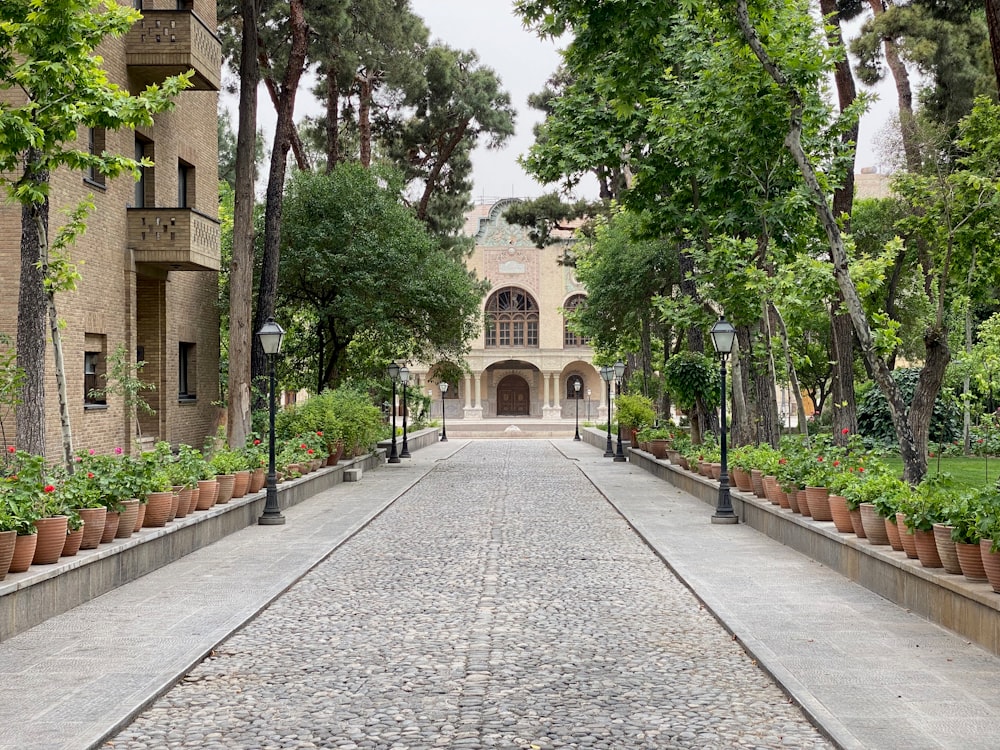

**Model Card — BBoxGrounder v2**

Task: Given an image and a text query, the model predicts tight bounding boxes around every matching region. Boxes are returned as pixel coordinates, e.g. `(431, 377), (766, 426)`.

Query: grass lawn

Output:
(883, 455), (998, 490)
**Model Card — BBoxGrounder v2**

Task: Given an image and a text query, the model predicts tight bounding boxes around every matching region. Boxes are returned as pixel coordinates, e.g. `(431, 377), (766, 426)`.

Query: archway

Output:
(497, 374), (530, 416)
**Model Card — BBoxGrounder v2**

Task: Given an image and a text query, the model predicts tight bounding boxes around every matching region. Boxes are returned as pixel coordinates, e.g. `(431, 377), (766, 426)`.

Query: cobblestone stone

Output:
(108, 441), (831, 749)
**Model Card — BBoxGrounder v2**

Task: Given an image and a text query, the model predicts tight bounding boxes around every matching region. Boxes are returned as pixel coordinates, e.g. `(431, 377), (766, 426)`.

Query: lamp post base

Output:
(259, 514), (287, 526)
(711, 513), (739, 524)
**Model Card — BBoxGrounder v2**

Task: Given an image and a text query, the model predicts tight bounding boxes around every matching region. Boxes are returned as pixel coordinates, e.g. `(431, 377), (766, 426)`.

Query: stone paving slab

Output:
(0, 443), (461, 750)
(561, 439), (1000, 750)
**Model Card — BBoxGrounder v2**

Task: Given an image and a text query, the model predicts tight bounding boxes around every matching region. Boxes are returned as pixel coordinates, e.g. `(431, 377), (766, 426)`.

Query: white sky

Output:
(232, 1), (898, 201)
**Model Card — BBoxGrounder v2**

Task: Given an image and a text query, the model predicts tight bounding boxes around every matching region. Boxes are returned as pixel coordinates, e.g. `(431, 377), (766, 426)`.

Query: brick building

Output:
(411, 199), (605, 424)
(0, 1), (222, 456)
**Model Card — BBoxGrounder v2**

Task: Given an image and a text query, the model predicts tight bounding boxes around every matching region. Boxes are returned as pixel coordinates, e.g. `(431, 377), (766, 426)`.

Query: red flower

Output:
(253, 439), (261, 446)
(778, 458), (787, 464)
(842, 428), (849, 435)
(316, 431), (323, 437)
(833, 460), (840, 467)
(43, 485), (55, 493)
(817, 456), (824, 462)
(6, 446), (14, 453)
(929, 451), (935, 457)
(307, 449), (314, 455)
(300, 443), (307, 450)
(87, 472), (94, 479)
(858, 466), (864, 472)
(978, 439), (984, 444)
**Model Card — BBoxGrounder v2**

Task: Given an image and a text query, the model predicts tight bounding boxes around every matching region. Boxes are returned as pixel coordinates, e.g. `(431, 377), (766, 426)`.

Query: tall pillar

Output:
(464, 371), (483, 420)
(542, 371), (562, 420)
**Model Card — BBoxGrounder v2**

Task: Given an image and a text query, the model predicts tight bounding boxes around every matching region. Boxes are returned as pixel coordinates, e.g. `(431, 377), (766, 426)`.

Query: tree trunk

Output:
(769, 301), (809, 437)
(324, 62), (341, 171)
(416, 124), (468, 221)
(46, 292), (73, 470)
(16, 163), (48, 457)
(356, 71), (374, 168)
(251, 0), (309, 387)
(735, 0), (930, 483)
(227, 0), (259, 451)
(830, 296), (858, 445)
(984, 0), (1000, 96)
(731, 340), (751, 446)
(866, 0), (920, 170)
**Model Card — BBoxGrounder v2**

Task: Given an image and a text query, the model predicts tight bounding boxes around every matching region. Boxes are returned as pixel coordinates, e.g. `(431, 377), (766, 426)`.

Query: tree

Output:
(278, 164), (486, 389)
(0, 0), (189, 463)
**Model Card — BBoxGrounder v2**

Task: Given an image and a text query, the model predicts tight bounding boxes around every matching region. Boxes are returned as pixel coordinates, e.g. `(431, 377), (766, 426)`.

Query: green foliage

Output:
(614, 393), (656, 430)
(857, 368), (961, 446)
(0, 334), (24, 449)
(662, 351), (720, 411)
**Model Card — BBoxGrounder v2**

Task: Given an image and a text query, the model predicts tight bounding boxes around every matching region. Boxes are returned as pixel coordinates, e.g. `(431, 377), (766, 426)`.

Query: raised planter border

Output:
(0, 428), (439, 642)
(582, 427), (1000, 656)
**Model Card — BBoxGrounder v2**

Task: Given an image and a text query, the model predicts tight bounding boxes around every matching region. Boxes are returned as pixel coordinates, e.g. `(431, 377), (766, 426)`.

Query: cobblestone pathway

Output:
(108, 441), (831, 749)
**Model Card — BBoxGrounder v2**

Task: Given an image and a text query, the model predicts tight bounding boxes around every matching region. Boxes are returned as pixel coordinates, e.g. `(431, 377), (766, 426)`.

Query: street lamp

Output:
(257, 317), (286, 526)
(613, 360), (626, 462)
(709, 316), (738, 524)
(439, 381), (449, 442)
(600, 365), (614, 457)
(400, 366), (411, 458)
(573, 379), (582, 441)
(587, 388), (592, 421)
(387, 362), (400, 464)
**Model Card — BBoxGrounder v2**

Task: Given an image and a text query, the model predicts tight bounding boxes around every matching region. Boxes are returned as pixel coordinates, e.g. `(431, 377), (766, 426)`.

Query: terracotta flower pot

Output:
(785, 486), (801, 513)
(196, 479), (218, 510)
(174, 486), (194, 518)
(8, 533), (37, 574)
(859, 503), (889, 545)
(849, 508), (866, 538)
(896, 513), (919, 559)
(135, 502), (147, 531)
(932, 523), (962, 574)
(750, 469), (766, 497)
(215, 474), (236, 504)
(62, 527), (84, 558)
(956, 541), (988, 582)
(32, 516), (69, 565)
(798, 489), (811, 517)
(649, 440), (669, 460)
(143, 491), (174, 527)
(731, 467), (753, 493)
(101, 511), (120, 544)
(885, 517), (904, 551)
(78, 507), (107, 550)
(913, 528), (942, 568)
(249, 468), (266, 493)
(710, 462), (721, 480)
(828, 494), (855, 533)
(805, 487), (832, 521)
(979, 539), (1000, 593)
(167, 493), (178, 522)
(115, 499), (140, 539)
(0, 530), (17, 580)
(232, 470), (251, 499)
(763, 475), (782, 506)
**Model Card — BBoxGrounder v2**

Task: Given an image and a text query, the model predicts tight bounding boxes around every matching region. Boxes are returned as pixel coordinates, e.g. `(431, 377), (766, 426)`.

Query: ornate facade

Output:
(412, 199), (605, 423)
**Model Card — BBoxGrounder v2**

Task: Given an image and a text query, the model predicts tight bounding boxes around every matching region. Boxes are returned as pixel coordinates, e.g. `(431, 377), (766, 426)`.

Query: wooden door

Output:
(497, 375), (530, 416)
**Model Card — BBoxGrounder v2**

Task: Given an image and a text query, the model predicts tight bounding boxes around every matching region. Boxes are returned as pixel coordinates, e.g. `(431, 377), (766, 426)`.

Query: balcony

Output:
(125, 11), (221, 92)
(128, 208), (221, 272)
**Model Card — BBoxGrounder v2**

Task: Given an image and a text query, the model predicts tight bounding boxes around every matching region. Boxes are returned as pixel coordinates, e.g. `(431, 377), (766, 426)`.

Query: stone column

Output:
(464, 371), (483, 420)
(542, 371), (562, 420)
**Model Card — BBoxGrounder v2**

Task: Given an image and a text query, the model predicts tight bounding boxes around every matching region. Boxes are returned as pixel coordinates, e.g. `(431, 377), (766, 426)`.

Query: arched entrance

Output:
(497, 374), (530, 416)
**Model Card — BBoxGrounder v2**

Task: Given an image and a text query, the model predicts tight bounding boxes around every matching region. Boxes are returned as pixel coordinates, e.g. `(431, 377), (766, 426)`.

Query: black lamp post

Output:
(400, 366), (411, 458)
(587, 388), (592, 422)
(439, 381), (449, 442)
(257, 317), (286, 526)
(573, 379), (582, 441)
(387, 362), (400, 464)
(613, 360), (626, 462)
(600, 365), (614, 457)
(710, 316), (738, 524)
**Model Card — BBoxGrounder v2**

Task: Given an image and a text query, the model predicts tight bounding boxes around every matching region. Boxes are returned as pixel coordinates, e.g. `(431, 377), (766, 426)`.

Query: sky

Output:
(232, 1), (898, 201)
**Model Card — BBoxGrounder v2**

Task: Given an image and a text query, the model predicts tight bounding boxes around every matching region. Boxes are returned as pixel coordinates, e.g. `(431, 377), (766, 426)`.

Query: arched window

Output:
(567, 374), (584, 399)
(563, 294), (588, 347)
(485, 287), (539, 348)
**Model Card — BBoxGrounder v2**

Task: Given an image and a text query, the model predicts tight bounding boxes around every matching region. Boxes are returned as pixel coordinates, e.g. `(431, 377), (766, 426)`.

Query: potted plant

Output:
(945, 491), (987, 581)
(209, 447), (244, 503)
(614, 393), (656, 448)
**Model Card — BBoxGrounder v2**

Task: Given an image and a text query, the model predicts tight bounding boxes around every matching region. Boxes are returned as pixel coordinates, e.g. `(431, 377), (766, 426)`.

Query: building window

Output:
(178, 160), (193, 207)
(134, 138), (147, 208)
(179, 342), (196, 400)
(563, 294), (589, 347)
(84, 334), (107, 406)
(567, 375), (584, 399)
(484, 287), (539, 349)
(85, 128), (106, 187)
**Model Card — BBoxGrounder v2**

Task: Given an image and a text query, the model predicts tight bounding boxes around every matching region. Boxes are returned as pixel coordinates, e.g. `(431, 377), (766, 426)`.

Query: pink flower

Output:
(114, 446), (123, 455)
(88, 448), (96, 455)
(74, 456), (83, 462)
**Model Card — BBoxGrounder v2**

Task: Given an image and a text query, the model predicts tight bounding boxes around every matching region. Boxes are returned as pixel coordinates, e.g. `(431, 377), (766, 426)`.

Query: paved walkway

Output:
(0, 439), (997, 749)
